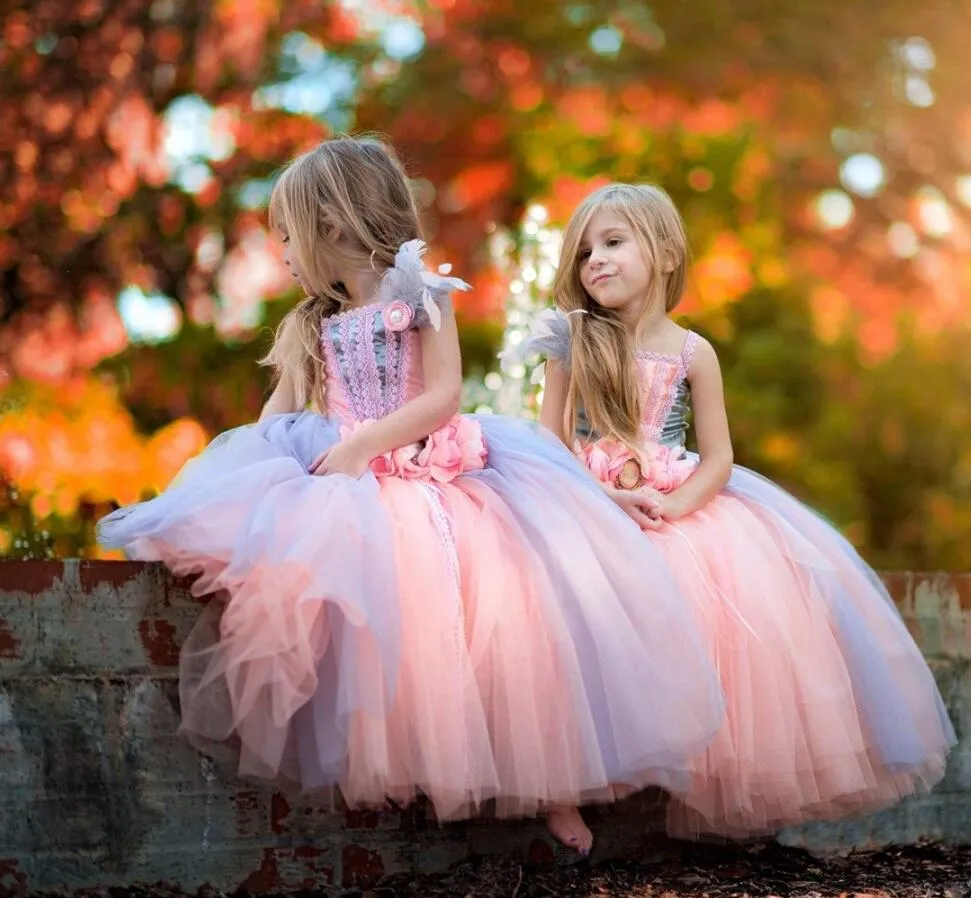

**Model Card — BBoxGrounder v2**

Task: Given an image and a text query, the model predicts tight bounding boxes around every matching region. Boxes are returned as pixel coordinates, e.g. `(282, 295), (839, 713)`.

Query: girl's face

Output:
(577, 209), (653, 318)
(280, 228), (307, 291)
(280, 227), (341, 294)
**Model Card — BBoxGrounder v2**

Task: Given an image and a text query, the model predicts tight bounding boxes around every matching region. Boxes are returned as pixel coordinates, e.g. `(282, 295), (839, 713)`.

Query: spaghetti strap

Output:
(681, 330), (699, 374)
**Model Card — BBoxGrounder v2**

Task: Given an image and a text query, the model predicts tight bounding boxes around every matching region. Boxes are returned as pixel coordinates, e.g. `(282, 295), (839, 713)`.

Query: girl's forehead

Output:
(580, 209), (630, 243)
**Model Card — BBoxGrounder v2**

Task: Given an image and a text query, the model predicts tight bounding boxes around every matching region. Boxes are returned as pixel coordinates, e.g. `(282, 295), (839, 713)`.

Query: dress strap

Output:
(681, 330), (699, 375)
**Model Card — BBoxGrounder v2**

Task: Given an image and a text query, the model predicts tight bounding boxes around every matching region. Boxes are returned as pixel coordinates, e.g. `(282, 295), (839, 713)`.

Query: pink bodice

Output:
(574, 331), (697, 449)
(634, 331), (698, 448)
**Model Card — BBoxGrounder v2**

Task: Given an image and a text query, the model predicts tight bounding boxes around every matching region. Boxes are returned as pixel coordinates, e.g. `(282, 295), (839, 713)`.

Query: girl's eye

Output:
(282, 236), (290, 245)
(578, 248), (591, 260)
(606, 237), (622, 247)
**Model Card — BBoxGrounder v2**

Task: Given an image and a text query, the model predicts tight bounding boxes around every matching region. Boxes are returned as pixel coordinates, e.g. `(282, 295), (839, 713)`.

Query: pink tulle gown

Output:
(98, 243), (725, 823)
(527, 309), (955, 839)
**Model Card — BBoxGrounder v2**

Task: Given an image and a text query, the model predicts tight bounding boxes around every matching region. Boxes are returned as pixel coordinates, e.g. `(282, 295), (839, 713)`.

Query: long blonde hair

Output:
(553, 183), (688, 444)
(261, 136), (422, 408)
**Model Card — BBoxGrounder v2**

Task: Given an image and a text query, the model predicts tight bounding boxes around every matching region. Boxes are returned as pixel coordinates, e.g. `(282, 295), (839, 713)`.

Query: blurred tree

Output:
(0, 0), (968, 566)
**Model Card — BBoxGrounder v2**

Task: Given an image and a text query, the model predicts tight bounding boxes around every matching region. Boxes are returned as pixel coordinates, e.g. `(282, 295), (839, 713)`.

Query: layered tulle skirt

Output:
(577, 439), (955, 837)
(98, 412), (726, 821)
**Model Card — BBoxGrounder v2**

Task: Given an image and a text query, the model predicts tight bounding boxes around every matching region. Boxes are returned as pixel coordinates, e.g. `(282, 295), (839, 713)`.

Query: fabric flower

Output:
(335, 416), (487, 483)
(390, 442), (426, 480)
(638, 442), (697, 493)
(376, 240), (471, 333)
(575, 437), (696, 493)
(382, 299), (414, 333)
(419, 426), (464, 483)
(574, 437), (644, 490)
(454, 416), (488, 472)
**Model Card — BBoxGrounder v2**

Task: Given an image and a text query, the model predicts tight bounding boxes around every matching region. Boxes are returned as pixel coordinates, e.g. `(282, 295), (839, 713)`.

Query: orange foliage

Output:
(858, 318), (898, 366)
(0, 377), (208, 514)
(556, 88), (613, 138)
(680, 100), (740, 137)
(460, 265), (507, 321)
(687, 233), (755, 311)
(540, 175), (612, 225)
(810, 285), (850, 343)
(448, 160), (515, 209)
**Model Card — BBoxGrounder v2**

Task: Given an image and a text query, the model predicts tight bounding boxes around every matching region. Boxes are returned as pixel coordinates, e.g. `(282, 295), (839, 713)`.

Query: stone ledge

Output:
(0, 562), (969, 894)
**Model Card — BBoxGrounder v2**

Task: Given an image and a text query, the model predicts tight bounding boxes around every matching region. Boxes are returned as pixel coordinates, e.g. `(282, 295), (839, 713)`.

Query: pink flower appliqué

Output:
(575, 437), (695, 493)
(638, 441), (697, 493)
(575, 438), (644, 490)
(339, 417), (487, 483)
(417, 416), (488, 483)
(382, 300), (414, 333)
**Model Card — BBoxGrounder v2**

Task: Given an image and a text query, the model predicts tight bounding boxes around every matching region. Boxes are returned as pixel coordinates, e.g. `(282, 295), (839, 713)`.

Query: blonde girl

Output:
(530, 182), (954, 838)
(101, 144), (725, 855)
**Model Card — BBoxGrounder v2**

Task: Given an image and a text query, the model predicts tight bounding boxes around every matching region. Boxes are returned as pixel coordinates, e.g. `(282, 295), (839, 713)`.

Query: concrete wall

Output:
(0, 562), (968, 894)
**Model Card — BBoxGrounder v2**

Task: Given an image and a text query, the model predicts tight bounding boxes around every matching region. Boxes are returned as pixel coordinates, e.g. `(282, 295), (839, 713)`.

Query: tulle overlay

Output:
(99, 412), (726, 820)
(575, 441), (955, 838)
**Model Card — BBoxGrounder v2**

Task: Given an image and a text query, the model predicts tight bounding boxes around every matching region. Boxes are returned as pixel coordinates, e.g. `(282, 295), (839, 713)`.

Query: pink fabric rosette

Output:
(341, 416), (488, 483)
(574, 437), (695, 493)
(381, 299), (414, 333)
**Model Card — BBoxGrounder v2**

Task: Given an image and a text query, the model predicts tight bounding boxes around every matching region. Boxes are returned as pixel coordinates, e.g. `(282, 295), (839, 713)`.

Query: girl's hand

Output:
(640, 487), (690, 523)
(605, 487), (663, 531)
(309, 435), (373, 479)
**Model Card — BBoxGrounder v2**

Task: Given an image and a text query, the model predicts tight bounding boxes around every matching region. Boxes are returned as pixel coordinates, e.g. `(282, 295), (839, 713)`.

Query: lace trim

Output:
(384, 325), (402, 414)
(681, 330), (699, 373)
(415, 482), (470, 781)
(319, 298), (425, 421)
(355, 307), (384, 420)
(635, 330), (696, 379)
(334, 309), (360, 418)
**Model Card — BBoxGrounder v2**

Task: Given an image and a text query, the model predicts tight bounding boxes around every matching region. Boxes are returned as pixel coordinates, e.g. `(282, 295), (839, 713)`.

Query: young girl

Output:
(98, 139), (726, 855)
(529, 182), (955, 839)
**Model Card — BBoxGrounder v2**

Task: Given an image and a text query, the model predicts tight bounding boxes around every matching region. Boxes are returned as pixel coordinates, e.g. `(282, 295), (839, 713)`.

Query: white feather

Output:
(421, 288), (442, 331)
(378, 239), (470, 332)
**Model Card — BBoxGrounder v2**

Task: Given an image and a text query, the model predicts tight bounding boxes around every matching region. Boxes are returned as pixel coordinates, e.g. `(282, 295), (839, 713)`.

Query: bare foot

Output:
(546, 805), (593, 856)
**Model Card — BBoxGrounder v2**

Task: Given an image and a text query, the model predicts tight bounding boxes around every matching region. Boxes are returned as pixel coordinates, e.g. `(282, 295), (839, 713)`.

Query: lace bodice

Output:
(314, 240), (469, 424)
(523, 309), (697, 449)
(322, 303), (424, 423)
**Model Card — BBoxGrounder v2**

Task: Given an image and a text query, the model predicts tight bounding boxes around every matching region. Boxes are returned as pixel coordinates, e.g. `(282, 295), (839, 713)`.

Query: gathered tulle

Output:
(642, 456), (956, 838)
(99, 412), (725, 821)
(566, 432), (954, 837)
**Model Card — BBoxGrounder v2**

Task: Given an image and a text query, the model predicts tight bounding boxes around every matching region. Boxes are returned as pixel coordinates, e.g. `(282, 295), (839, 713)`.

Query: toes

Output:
(546, 807), (592, 856)
(546, 812), (577, 849)
(580, 830), (594, 857)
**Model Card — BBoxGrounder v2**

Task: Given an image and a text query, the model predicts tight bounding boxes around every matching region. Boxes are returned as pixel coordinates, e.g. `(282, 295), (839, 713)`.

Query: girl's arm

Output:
(311, 303), (462, 475)
(259, 375), (302, 420)
(538, 360), (571, 444)
(657, 337), (733, 520)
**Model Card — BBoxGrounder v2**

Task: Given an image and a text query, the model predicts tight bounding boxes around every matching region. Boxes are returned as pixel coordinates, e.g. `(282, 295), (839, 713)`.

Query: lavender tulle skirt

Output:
(99, 412), (726, 821)
(641, 455), (955, 837)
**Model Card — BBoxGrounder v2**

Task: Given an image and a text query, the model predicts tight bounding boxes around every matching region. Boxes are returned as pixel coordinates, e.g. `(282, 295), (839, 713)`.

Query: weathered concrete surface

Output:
(0, 562), (968, 894)
(779, 572), (971, 854)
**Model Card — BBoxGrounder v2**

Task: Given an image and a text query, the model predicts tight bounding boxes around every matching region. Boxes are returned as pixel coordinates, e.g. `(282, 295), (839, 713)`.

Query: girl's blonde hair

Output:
(261, 136), (422, 408)
(553, 183), (689, 444)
